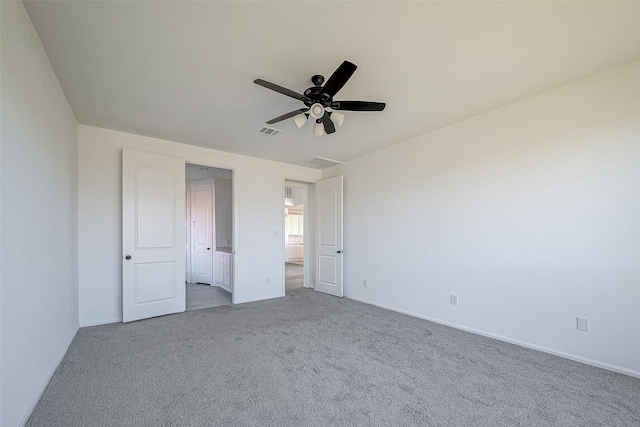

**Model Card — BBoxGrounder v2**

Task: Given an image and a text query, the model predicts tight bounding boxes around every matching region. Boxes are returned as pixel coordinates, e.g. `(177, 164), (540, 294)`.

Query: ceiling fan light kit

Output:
(254, 60), (385, 136)
(292, 113), (309, 129)
(330, 111), (345, 128)
(310, 103), (325, 119)
(313, 120), (326, 136)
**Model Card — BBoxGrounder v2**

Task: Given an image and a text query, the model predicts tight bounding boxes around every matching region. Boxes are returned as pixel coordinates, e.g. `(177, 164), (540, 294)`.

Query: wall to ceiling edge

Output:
(322, 59), (640, 376)
(1, 2), (80, 426)
(78, 125), (322, 327)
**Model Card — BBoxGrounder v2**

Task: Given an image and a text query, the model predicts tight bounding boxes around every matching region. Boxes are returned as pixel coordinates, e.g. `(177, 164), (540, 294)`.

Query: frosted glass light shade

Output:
(330, 112), (345, 128)
(292, 113), (308, 129)
(310, 103), (324, 119)
(313, 121), (325, 136)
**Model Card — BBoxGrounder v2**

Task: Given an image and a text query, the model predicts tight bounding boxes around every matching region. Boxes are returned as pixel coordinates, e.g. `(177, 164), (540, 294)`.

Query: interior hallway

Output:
(285, 262), (304, 293)
(187, 261), (303, 311)
(185, 283), (231, 311)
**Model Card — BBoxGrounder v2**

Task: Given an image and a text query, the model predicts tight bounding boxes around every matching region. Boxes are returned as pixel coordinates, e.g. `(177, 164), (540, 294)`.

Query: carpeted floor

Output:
(27, 288), (640, 426)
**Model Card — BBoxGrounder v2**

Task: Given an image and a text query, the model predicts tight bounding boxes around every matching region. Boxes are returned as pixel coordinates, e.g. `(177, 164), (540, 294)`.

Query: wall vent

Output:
(258, 126), (282, 136)
(285, 187), (293, 198)
(309, 156), (344, 168)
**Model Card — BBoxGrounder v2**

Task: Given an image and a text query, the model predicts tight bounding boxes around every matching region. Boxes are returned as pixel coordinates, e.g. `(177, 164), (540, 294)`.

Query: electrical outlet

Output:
(226, 240), (231, 245)
(273, 230), (279, 237)
(450, 295), (458, 305)
(266, 277), (271, 284)
(363, 279), (368, 287)
(576, 317), (589, 332)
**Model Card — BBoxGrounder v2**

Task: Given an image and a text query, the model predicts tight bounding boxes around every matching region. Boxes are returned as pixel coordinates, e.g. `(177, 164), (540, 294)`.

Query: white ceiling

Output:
(24, 1), (640, 169)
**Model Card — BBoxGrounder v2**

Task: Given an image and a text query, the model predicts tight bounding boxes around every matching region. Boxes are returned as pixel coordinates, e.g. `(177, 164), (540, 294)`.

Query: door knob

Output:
(125, 255), (132, 260)
(207, 248), (211, 250)
(337, 250), (343, 254)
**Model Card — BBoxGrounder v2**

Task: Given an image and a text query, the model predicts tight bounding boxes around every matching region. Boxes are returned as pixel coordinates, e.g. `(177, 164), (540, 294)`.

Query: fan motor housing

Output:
(311, 75), (325, 86)
(303, 84), (332, 107)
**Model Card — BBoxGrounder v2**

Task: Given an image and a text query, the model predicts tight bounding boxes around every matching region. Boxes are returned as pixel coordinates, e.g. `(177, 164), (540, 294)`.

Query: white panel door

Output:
(191, 180), (214, 285)
(315, 175), (343, 297)
(122, 149), (186, 322)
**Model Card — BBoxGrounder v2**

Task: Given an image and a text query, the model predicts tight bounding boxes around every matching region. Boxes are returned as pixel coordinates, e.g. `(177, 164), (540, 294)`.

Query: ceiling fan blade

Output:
(331, 101), (386, 111)
(265, 108), (310, 124)
(321, 112), (336, 134)
(254, 79), (310, 102)
(321, 61), (357, 98)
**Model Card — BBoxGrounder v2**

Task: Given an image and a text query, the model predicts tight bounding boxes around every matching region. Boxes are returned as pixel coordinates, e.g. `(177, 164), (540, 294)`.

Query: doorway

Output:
(284, 181), (307, 294)
(185, 163), (233, 310)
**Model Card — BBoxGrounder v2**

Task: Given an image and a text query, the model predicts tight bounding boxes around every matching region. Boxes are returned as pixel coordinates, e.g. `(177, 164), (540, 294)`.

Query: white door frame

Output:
(180, 157), (237, 303)
(186, 186), (192, 284)
(282, 178), (316, 296)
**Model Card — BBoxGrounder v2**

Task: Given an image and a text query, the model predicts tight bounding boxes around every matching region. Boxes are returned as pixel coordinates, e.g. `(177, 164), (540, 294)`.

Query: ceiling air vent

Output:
(309, 156), (344, 168)
(258, 126), (282, 136)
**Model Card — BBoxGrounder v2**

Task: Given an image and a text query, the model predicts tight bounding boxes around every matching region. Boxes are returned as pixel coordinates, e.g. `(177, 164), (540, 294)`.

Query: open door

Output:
(190, 179), (214, 285)
(315, 175), (343, 297)
(122, 149), (186, 322)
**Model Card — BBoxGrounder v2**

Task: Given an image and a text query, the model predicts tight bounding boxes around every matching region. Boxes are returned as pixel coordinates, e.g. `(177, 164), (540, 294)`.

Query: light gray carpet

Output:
(27, 288), (640, 426)
(285, 262), (304, 292)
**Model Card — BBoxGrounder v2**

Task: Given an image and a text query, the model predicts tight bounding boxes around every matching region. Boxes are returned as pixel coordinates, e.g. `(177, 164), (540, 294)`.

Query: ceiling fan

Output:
(254, 61), (386, 136)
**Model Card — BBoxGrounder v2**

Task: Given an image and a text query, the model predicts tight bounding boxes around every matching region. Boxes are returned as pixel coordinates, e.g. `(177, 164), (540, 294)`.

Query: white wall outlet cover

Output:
(450, 295), (458, 305)
(363, 279), (368, 287)
(273, 230), (279, 237)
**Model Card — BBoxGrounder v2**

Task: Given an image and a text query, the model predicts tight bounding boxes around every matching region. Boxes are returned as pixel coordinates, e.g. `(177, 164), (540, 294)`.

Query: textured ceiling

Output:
(24, 1), (640, 168)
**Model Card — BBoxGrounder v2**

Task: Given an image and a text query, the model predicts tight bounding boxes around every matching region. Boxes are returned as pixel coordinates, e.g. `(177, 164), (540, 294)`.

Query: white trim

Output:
(281, 180), (286, 297)
(178, 156), (236, 173)
(282, 178), (316, 294)
(347, 295), (640, 379)
(80, 317), (122, 327)
(19, 327), (78, 426)
(303, 182), (314, 289)
(185, 186), (192, 284)
(230, 171), (236, 303)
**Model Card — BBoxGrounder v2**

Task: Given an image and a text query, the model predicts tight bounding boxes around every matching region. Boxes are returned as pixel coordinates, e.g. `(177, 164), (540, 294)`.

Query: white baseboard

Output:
(346, 295), (640, 379)
(19, 326), (79, 426)
(79, 317), (121, 327)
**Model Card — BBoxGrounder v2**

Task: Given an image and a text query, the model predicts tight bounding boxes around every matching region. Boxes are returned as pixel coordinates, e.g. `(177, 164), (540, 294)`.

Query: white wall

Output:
(323, 60), (640, 376)
(215, 178), (233, 247)
(78, 125), (321, 326)
(0, 3), (79, 426)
